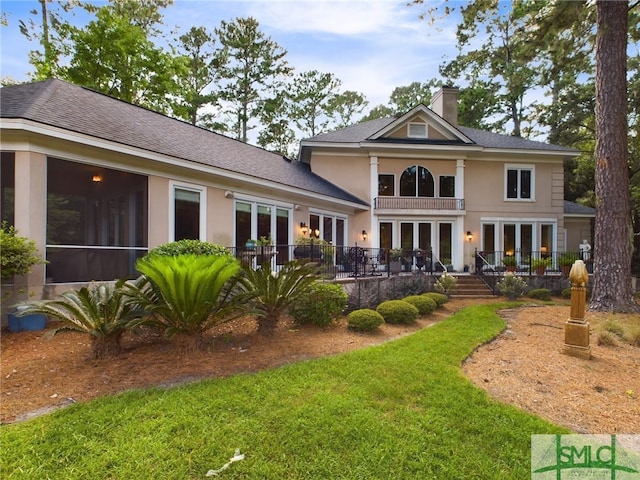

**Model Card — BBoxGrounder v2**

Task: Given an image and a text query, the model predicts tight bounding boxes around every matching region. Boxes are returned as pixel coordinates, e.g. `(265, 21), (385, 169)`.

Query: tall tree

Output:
(329, 90), (368, 129)
(256, 92), (296, 157)
(287, 70), (342, 137)
(170, 26), (221, 126)
(17, 0), (91, 80)
(438, 1), (539, 137)
(215, 17), (291, 143)
(590, 0), (639, 312)
(64, 0), (177, 113)
(361, 80), (436, 120)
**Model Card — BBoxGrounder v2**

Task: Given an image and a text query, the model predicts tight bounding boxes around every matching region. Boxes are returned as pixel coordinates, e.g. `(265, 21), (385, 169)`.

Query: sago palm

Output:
(16, 279), (143, 359)
(238, 261), (319, 336)
(129, 254), (243, 350)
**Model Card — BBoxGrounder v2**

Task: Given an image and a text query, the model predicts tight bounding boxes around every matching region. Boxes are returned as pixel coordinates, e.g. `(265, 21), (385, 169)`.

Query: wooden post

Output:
(563, 260), (591, 359)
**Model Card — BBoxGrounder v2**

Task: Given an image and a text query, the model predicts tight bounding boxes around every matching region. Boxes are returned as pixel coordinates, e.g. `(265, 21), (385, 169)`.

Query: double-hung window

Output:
(505, 165), (534, 200)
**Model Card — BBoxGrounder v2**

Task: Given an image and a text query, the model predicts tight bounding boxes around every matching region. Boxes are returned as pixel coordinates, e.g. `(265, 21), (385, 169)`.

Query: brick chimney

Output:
(430, 86), (459, 125)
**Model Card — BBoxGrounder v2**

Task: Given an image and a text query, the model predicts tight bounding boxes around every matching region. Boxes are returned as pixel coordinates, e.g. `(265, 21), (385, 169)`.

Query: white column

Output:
(456, 158), (465, 204)
(369, 156), (379, 247)
(455, 158), (466, 270)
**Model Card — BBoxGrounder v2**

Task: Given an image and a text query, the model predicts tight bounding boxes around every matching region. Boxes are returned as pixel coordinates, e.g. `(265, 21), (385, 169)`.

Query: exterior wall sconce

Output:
(466, 231), (473, 242)
(92, 174), (103, 183)
(300, 222), (308, 236)
(362, 230), (368, 241)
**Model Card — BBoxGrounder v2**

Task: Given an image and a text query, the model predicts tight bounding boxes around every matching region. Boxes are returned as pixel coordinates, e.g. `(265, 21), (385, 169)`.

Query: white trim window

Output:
(408, 122), (427, 138)
(170, 182), (206, 241)
(505, 164), (534, 201)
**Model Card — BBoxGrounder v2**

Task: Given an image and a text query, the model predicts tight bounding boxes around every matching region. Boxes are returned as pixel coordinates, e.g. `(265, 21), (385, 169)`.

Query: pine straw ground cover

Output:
(1, 298), (638, 434)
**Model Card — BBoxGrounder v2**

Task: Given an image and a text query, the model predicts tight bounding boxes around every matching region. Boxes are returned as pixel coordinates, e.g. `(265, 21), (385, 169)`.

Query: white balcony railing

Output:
(374, 197), (465, 210)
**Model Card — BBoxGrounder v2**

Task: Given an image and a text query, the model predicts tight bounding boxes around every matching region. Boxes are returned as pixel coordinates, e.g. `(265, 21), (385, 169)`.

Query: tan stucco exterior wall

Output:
(310, 154), (371, 202)
(208, 188), (234, 247)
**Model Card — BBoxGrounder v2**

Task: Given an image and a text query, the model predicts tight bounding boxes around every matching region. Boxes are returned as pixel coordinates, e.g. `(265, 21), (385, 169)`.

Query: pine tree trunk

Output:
(590, 1), (640, 312)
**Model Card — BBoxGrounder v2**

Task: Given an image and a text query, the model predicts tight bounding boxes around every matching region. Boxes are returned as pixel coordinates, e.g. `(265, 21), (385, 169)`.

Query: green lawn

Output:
(1, 304), (567, 479)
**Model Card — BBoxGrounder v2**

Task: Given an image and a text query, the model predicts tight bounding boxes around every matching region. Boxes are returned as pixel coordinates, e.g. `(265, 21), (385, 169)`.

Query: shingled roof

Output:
(0, 79), (367, 206)
(301, 116), (578, 153)
(564, 200), (595, 216)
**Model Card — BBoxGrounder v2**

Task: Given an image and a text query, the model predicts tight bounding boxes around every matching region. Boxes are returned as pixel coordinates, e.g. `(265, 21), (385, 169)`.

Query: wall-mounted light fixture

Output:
(362, 230), (368, 241)
(92, 174), (103, 183)
(300, 222), (308, 236)
(466, 231), (473, 242)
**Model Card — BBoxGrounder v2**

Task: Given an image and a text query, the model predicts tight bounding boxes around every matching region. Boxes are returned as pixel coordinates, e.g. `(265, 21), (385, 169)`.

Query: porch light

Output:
(92, 174), (103, 183)
(466, 231), (473, 242)
(362, 230), (368, 241)
(300, 222), (308, 236)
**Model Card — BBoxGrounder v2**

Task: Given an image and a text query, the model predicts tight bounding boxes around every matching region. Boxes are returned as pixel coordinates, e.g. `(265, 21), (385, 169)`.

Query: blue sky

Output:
(0, 0), (461, 108)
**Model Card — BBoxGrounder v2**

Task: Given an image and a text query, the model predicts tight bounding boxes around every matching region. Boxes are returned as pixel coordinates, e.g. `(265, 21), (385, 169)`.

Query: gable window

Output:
(439, 175), (455, 198)
(505, 165), (533, 200)
(400, 165), (434, 197)
(171, 183), (206, 241)
(378, 174), (394, 196)
(408, 122), (427, 138)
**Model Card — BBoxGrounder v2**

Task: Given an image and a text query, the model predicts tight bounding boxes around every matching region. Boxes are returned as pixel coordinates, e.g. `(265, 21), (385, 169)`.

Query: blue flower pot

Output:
(8, 313), (47, 332)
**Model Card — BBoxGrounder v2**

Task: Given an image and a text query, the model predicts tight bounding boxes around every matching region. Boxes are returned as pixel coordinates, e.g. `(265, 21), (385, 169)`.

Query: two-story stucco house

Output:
(0, 80), (589, 307)
(299, 87), (583, 271)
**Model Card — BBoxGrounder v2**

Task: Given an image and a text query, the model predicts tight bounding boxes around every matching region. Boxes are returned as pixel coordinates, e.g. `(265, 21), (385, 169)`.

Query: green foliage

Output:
(527, 288), (551, 301)
(346, 309), (384, 331)
(65, 2), (178, 114)
(215, 16), (292, 143)
(558, 253), (579, 266)
(238, 261), (319, 335)
(530, 257), (551, 269)
(16, 279), (143, 359)
(502, 256), (518, 267)
(496, 273), (528, 300)
(289, 282), (347, 327)
(146, 239), (232, 258)
(434, 272), (457, 295)
(402, 295), (437, 315)
(376, 300), (419, 325)
(0, 223), (43, 281)
(561, 287), (572, 299)
(130, 254), (242, 348)
(422, 292), (449, 306)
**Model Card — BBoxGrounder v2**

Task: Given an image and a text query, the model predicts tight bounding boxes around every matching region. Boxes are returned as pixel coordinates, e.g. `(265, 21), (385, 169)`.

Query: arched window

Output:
(400, 165), (434, 197)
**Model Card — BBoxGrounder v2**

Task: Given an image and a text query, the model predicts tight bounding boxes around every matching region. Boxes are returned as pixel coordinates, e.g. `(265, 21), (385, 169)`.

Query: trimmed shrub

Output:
(403, 295), (437, 315)
(146, 239), (233, 259)
(496, 273), (527, 300)
(561, 288), (572, 299)
(289, 282), (348, 327)
(528, 288), (551, 301)
(422, 292), (449, 306)
(376, 300), (419, 325)
(347, 309), (384, 332)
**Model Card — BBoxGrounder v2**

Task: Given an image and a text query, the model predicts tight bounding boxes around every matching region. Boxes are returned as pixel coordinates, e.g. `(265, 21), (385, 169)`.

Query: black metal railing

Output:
(228, 245), (447, 280)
